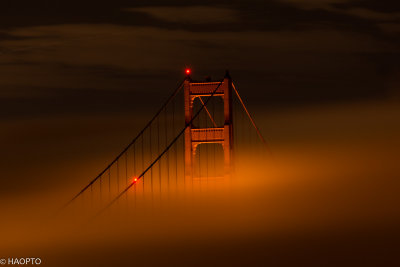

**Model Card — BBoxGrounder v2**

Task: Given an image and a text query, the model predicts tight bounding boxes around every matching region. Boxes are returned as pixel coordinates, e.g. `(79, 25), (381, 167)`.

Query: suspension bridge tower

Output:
(184, 71), (234, 178)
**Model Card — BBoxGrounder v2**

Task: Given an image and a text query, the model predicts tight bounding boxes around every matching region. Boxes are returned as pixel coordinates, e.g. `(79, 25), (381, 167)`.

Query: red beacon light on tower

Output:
(185, 68), (191, 75)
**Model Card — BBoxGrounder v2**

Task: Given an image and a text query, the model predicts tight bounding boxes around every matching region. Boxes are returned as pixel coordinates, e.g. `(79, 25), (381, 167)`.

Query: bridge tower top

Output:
(184, 71), (234, 178)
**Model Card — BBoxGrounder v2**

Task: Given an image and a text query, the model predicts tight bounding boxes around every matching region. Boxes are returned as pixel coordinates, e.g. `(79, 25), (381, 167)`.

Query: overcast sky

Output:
(1, 0), (399, 119)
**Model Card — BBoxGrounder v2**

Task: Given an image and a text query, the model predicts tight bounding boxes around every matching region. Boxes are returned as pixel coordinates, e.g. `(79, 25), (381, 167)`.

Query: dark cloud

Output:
(125, 6), (238, 24)
(0, 1), (398, 118)
(1, 24), (398, 115)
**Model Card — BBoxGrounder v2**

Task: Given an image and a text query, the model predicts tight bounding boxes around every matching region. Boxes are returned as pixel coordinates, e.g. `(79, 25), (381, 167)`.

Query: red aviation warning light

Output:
(132, 177), (138, 184)
(185, 68), (191, 75)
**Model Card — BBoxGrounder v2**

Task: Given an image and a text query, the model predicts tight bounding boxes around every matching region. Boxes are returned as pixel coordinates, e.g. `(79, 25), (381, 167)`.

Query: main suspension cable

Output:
(62, 80), (185, 210)
(232, 83), (269, 150)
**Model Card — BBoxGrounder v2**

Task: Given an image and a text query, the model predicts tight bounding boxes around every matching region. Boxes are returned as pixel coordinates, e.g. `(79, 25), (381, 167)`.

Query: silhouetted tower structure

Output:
(184, 71), (234, 178)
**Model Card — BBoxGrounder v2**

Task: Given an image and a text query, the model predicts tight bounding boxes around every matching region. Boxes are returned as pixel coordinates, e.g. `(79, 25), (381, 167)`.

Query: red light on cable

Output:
(132, 177), (138, 184)
(185, 68), (191, 75)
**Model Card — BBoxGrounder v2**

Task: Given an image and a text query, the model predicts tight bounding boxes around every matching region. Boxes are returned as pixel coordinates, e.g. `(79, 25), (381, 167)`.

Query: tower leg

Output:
(184, 127), (192, 179)
(224, 125), (231, 178)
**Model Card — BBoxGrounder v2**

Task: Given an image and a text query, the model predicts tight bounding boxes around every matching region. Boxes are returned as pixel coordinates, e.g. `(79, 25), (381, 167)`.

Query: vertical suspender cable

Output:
(133, 143), (136, 177)
(99, 175), (102, 203)
(125, 153), (128, 185)
(173, 97), (178, 186)
(157, 116), (161, 195)
(141, 133), (144, 193)
(108, 169), (111, 201)
(150, 124), (153, 196)
(165, 106), (169, 188)
(90, 184), (93, 208)
(117, 160), (119, 193)
(133, 135), (138, 207)
(125, 153), (128, 202)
